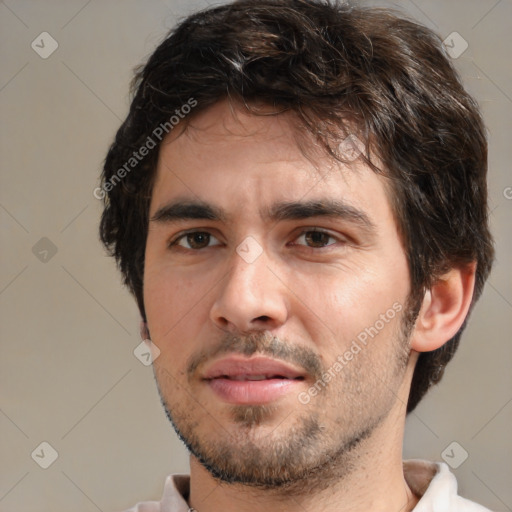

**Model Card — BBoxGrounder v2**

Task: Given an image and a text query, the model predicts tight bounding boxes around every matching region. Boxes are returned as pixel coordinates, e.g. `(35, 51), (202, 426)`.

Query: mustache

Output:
(186, 331), (324, 381)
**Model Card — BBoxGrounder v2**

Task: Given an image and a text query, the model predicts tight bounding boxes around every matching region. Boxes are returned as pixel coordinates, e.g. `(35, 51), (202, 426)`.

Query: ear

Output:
(411, 262), (476, 352)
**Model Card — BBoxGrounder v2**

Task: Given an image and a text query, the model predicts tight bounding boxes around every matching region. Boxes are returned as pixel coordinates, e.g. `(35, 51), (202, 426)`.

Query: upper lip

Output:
(202, 355), (305, 380)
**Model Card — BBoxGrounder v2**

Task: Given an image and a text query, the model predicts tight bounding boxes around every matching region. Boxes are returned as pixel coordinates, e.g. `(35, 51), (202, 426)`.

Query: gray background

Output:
(0, 0), (511, 511)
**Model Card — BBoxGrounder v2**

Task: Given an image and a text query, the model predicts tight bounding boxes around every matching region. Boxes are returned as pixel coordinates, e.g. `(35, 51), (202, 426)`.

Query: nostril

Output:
(216, 317), (230, 328)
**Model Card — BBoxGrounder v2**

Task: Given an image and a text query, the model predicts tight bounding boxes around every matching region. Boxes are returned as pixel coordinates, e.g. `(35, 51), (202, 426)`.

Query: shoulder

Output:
(119, 474), (191, 512)
(121, 501), (161, 512)
(404, 459), (493, 512)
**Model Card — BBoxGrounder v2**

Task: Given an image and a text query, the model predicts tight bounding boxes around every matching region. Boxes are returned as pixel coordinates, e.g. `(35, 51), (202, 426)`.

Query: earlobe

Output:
(411, 262), (476, 353)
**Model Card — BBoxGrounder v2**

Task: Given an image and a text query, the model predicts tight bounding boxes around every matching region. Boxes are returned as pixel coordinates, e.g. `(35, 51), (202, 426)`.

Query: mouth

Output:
(202, 356), (306, 404)
(214, 374), (305, 381)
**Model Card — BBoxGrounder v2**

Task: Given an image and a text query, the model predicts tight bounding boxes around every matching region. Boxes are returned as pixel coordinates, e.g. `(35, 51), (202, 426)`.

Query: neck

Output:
(187, 404), (419, 512)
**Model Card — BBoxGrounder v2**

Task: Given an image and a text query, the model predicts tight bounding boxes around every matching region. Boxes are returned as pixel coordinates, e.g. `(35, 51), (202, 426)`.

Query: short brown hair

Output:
(99, 0), (494, 413)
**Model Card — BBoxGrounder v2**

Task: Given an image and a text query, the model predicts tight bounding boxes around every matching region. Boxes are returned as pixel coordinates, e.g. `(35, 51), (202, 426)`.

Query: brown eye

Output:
(173, 231), (220, 250)
(296, 230), (336, 248)
(305, 231), (331, 247)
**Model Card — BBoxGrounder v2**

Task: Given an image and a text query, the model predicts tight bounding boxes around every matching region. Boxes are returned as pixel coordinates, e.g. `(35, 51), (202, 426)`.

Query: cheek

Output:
(144, 273), (196, 373)
(143, 263), (198, 338)
(309, 271), (406, 346)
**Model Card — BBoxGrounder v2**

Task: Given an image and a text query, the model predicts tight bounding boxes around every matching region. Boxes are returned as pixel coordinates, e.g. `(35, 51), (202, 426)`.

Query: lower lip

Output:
(206, 378), (303, 405)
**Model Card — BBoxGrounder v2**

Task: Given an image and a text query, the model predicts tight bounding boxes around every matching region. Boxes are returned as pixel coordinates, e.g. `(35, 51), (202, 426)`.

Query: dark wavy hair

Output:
(99, 0), (494, 413)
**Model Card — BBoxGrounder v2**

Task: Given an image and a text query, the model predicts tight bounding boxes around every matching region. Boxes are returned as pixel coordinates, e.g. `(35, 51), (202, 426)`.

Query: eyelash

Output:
(168, 229), (344, 251)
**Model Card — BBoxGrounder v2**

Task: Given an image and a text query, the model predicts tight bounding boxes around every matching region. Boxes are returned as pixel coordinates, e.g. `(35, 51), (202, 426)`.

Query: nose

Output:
(209, 243), (289, 333)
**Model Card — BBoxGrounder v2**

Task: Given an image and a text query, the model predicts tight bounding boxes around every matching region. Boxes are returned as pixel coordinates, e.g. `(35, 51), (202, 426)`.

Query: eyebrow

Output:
(150, 198), (376, 233)
(264, 200), (376, 232)
(151, 200), (226, 223)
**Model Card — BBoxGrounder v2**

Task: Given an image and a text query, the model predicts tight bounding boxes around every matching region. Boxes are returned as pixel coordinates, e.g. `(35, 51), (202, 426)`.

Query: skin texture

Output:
(143, 100), (475, 512)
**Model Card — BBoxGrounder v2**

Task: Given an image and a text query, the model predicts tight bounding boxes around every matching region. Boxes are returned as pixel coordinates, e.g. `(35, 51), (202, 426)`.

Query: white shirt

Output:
(122, 459), (492, 512)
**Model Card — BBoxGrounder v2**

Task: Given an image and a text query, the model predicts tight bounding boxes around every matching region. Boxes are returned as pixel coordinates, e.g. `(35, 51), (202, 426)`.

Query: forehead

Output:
(151, 100), (395, 225)
(159, 100), (325, 169)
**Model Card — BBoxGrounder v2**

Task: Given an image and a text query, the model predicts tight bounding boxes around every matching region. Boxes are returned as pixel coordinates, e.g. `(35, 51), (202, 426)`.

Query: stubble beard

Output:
(157, 388), (379, 495)
(153, 303), (416, 496)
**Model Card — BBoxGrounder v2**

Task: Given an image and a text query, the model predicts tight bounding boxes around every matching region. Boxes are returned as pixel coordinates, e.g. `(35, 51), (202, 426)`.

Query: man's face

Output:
(144, 101), (414, 488)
